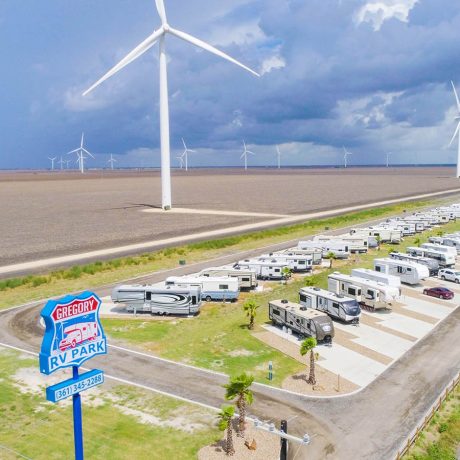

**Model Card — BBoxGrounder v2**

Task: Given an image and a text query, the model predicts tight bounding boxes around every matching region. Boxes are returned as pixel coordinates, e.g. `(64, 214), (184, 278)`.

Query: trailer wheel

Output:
(205, 295), (212, 302)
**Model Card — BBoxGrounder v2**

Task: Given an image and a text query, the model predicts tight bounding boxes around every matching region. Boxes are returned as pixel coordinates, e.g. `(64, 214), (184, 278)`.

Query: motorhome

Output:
(268, 299), (335, 342)
(327, 271), (400, 310)
(406, 246), (455, 268)
(235, 259), (288, 280)
(111, 284), (202, 315)
(428, 236), (460, 254)
(298, 240), (350, 259)
(313, 235), (368, 253)
(165, 276), (239, 302)
(351, 268), (401, 288)
(198, 266), (258, 290)
(373, 258), (429, 285)
(259, 253), (313, 272)
(299, 287), (361, 323)
(389, 251), (439, 276)
(283, 247), (323, 265)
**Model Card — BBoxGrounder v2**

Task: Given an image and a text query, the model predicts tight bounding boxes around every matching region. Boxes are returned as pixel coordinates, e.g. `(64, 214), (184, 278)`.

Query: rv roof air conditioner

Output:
(281, 299), (289, 303)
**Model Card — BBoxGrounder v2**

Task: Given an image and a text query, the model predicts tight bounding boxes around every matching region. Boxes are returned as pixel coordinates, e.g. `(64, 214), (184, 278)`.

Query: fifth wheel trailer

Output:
(235, 259), (288, 280)
(373, 258), (429, 285)
(198, 266), (258, 290)
(259, 253), (313, 272)
(165, 276), (239, 302)
(351, 268), (401, 289)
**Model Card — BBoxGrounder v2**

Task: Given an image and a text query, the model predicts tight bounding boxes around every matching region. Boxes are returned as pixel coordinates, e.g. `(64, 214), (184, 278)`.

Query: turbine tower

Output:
(83, 0), (259, 210)
(385, 152), (392, 168)
(177, 155), (185, 169)
(241, 140), (255, 171)
(67, 133), (94, 174)
(57, 156), (65, 170)
(47, 157), (57, 170)
(276, 145), (282, 169)
(107, 154), (117, 170)
(181, 138), (196, 172)
(66, 159), (72, 169)
(449, 81), (460, 178)
(343, 147), (352, 168)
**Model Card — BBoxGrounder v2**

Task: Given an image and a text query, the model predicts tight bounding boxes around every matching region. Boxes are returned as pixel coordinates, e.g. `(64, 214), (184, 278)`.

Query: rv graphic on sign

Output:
(39, 291), (107, 375)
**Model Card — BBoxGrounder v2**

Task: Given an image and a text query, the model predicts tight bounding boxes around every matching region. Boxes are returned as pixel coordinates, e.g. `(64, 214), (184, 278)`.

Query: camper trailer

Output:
(428, 237), (460, 254)
(299, 287), (361, 323)
(259, 253), (313, 272)
(298, 240), (350, 259)
(406, 246), (455, 268)
(313, 235), (368, 253)
(345, 230), (378, 247)
(389, 251), (439, 276)
(352, 227), (402, 243)
(283, 247), (323, 265)
(165, 276), (239, 302)
(383, 221), (416, 236)
(198, 266), (258, 290)
(268, 299), (334, 342)
(352, 268), (401, 288)
(235, 259), (288, 280)
(111, 284), (202, 315)
(327, 271), (400, 310)
(373, 258), (429, 285)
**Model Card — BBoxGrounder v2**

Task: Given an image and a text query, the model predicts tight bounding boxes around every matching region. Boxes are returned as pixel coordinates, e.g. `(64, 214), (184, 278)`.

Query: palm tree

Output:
(437, 230), (444, 237)
(326, 251), (335, 268)
(281, 266), (292, 279)
(375, 235), (381, 251)
(413, 237), (421, 246)
(243, 299), (259, 330)
(224, 373), (254, 437)
(218, 405), (235, 456)
(300, 337), (317, 385)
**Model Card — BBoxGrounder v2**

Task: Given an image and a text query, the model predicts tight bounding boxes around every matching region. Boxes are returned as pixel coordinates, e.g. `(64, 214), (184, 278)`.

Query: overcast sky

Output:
(2, 0), (460, 169)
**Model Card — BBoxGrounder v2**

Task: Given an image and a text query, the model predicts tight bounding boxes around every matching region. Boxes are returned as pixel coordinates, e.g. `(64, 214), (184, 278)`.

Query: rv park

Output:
(1, 192), (460, 459)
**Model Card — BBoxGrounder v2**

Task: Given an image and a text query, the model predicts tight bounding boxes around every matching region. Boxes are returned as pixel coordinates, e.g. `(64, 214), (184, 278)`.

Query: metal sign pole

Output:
(280, 419), (288, 460)
(72, 366), (84, 460)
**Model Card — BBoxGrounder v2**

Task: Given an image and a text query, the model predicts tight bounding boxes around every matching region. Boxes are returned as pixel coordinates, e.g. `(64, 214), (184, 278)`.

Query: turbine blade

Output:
(82, 148), (95, 159)
(168, 27), (260, 77)
(66, 148), (79, 155)
(81, 132), (84, 148)
(182, 138), (187, 149)
(83, 28), (164, 96)
(451, 81), (460, 112)
(240, 153), (245, 159)
(247, 150), (255, 155)
(188, 149), (196, 153)
(448, 121), (460, 147)
(155, 0), (167, 25)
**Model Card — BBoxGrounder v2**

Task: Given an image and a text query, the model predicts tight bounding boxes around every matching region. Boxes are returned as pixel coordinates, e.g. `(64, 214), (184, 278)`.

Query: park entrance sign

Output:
(39, 291), (107, 460)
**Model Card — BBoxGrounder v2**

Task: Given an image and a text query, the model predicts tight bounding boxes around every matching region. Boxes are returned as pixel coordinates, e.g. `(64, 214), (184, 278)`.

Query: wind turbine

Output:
(241, 140), (255, 171)
(385, 152), (392, 168)
(107, 154), (117, 170)
(181, 138), (196, 171)
(449, 81), (460, 178)
(67, 133), (94, 174)
(82, 0), (259, 210)
(343, 147), (352, 168)
(57, 156), (65, 170)
(47, 157), (57, 170)
(276, 145), (282, 169)
(66, 159), (72, 169)
(176, 155), (184, 169)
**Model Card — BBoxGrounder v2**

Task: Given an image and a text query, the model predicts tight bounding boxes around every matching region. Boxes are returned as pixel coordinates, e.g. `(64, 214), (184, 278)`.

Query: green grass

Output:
(403, 385), (460, 460)
(0, 348), (219, 460)
(0, 198), (446, 311)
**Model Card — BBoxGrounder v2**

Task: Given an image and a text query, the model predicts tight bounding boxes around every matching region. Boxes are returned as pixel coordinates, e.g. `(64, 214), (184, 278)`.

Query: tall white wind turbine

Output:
(181, 138), (196, 172)
(241, 140), (255, 171)
(449, 81), (460, 178)
(385, 152), (392, 168)
(276, 145), (282, 169)
(176, 155), (184, 169)
(67, 133), (95, 174)
(57, 156), (65, 170)
(343, 147), (352, 168)
(83, 0), (259, 210)
(107, 154), (117, 170)
(48, 157), (57, 170)
(66, 159), (72, 169)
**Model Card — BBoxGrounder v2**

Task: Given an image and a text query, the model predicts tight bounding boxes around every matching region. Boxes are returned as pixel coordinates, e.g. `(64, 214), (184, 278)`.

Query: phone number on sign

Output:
(55, 373), (104, 401)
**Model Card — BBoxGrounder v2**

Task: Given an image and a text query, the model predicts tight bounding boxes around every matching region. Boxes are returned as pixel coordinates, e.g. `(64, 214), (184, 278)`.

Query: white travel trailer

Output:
(111, 284), (202, 315)
(165, 276), (239, 302)
(346, 229), (378, 247)
(327, 272), (400, 310)
(269, 299), (335, 342)
(235, 259), (288, 280)
(313, 235), (368, 253)
(373, 258), (429, 285)
(428, 236), (460, 254)
(421, 243), (457, 257)
(299, 287), (361, 323)
(298, 240), (350, 259)
(283, 247), (323, 265)
(353, 227), (402, 243)
(198, 266), (258, 290)
(406, 246), (455, 268)
(398, 219), (425, 232)
(384, 221), (416, 236)
(352, 268), (401, 289)
(389, 251), (439, 276)
(259, 253), (313, 272)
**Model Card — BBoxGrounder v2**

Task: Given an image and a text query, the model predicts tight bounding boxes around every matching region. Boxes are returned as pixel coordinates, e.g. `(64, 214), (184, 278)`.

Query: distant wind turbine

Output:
(343, 147), (352, 168)
(67, 133), (94, 174)
(181, 138), (196, 172)
(58, 156), (65, 170)
(47, 157), (57, 170)
(176, 155), (185, 169)
(65, 159), (72, 169)
(276, 145), (282, 169)
(83, 0), (259, 210)
(241, 140), (255, 171)
(385, 152), (392, 168)
(107, 154), (117, 170)
(449, 81), (460, 178)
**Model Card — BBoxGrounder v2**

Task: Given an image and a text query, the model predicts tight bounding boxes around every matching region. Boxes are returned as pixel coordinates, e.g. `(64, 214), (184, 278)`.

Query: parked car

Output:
(438, 268), (460, 284)
(422, 287), (454, 300)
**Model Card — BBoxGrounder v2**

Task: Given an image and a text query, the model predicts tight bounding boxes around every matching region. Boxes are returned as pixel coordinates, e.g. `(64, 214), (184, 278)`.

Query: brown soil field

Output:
(1, 167), (459, 266)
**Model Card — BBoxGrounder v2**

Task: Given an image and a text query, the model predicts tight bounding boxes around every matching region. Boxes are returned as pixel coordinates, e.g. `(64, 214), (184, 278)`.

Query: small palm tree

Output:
(375, 235), (381, 251)
(326, 251), (335, 268)
(243, 299), (259, 330)
(281, 266), (292, 279)
(300, 337), (317, 385)
(224, 373), (254, 437)
(413, 237), (421, 246)
(218, 405), (235, 456)
(437, 230), (444, 237)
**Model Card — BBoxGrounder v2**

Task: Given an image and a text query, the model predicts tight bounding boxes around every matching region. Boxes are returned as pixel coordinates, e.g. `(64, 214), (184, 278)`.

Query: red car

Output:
(422, 287), (454, 300)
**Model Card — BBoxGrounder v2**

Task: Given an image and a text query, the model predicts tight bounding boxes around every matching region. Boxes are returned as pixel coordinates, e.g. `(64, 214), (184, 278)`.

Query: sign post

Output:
(39, 291), (107, 460)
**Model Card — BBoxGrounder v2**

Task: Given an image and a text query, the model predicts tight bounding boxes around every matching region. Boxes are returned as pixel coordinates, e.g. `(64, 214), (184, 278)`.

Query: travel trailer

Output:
(198, 266), (258, 290)
(373, 258), (429, 285)
(406, 246), (455, 268)
(235, 259), (288, 280)
(298, 240), (350, 259)
(165, 276), (239, 301)
(282, 247), (323, 265)
(259, 253), (313, 272)
(111, 284), (202, 315)
(421, 243), (457, 258)
(389, 251), (439, 276)
(352, 227), (402, 244)
(352, 268), (401, 288)
(428, 236), (460, 254)
(299, 287), (361, 323)
(268, 299), (334, 342)
(327, 272), (400, 310)
(313, 235), (368, 253)
(383, 221), (416, 236)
